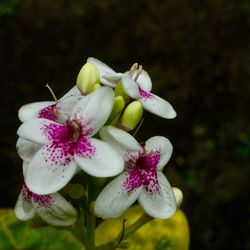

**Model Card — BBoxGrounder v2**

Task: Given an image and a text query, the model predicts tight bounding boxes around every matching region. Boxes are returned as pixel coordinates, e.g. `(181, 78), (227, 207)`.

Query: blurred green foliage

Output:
(0, 0), (21, 16)
(0, 209), (82, 249)
(0, 0), (249, 249)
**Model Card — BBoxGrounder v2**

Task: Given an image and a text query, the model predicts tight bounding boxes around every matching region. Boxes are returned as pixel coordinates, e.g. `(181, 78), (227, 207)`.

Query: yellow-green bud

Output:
(107, 95), (125, 123)
(120, 101), (143, 131)
(91, 83), (101, 92)
(76, 62), (100, 95)
(114, 81), (129, 101)
(172, 187), (183, 208)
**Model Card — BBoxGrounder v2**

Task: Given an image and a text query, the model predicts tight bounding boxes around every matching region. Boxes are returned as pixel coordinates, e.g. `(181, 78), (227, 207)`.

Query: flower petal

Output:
(121, 76), (140, 99)
(100, 126), (141, 160)
(33, 192), (77, 226)
(17, 118), (65, 145)
(56, 95), (81, 123)
(25, 145), (77, 195)
(134, 70), (152, 92)
(18, 101), (55, 123)
(145, 136), (173, 170)
(15, 186), (35, 221)
(87, 57), (117, 87)
(74, 137), (124, 177)
(139, 90), (176, 119)
(72, 87), (114, 136)
(138, 172), (176, 219)
(16, 137), (41, 162)
(61, 85), (81, 99)
(94, 173), (142, 219)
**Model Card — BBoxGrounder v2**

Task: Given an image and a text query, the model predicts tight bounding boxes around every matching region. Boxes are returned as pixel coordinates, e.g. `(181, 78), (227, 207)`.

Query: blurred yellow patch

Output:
(95, 205), (190, 250)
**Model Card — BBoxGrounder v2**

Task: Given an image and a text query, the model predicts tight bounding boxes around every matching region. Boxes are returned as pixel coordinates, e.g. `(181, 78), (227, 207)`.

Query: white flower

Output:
(94, 126), (177, 219)
(15, 182), (77, 227)
(87, 57), (176, 119)
(17, 87), (124, 195)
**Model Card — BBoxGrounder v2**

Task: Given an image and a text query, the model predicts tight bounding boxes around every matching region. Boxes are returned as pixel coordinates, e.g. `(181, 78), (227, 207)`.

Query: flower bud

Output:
(172, 187), (183, 208)
(107, 95), (125, 123)
(120, 101), (143, 131)
(114, 81), (129, 101)
(76, 62), (100, 95)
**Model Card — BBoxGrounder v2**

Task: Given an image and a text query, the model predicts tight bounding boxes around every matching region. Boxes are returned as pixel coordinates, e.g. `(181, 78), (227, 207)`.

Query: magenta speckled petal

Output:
(139, 89), (177, 119)
(25, 145), (77, 195)
(17, 118), (65, 145)
(94, 173), (142, 219)
(74, 137), (124, 177)
(145, 136), (173, 171)
(18, 101), (55, 123)
(33, 192), (77, 227)
(138, 172), (176, 219)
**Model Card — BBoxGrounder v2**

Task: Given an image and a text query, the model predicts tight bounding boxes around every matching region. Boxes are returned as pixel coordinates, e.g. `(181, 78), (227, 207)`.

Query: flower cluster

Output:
(15, 57), (180, 229)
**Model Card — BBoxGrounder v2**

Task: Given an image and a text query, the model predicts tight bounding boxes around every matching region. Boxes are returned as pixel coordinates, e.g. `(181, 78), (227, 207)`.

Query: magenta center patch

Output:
(41, 119), (96, 168)
(123, 149), (161, 194)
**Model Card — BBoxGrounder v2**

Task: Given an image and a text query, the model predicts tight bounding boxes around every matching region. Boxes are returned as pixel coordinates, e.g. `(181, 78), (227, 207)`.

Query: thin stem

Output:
(86, 182), (96, 250)
(96, 213), (153, 250)
(45, 83), (58, 101)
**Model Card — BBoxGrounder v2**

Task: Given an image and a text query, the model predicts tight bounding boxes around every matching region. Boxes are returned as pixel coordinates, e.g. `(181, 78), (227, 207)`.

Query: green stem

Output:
(96, 213), (153, 250)
(86, 182), (96, 250)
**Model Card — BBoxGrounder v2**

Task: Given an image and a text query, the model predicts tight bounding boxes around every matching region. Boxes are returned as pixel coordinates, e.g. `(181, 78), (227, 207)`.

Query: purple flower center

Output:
(41, 119), (96, 168)
(39, 104), (58, 121)
(123, 149), (161, 194)
(22, 184), (52, 208)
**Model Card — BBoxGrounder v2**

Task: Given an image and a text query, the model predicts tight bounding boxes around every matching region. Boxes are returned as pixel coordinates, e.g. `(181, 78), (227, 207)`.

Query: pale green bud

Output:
(91, 83), (101, 92)
(76, 62), (100, 94)
(120, 101), (143, 131)
(172, 187), (183, 208)
(107, 95), (125, 123)
(114, 81), (129, 101)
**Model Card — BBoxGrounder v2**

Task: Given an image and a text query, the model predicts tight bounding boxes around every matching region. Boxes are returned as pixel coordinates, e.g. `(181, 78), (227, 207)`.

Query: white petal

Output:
(72, 87), (114, 136)
(25, 145), (77, 195)
(138, 172), (176, 219)
(17, 118), (64, 145)
(74, 138), (124, 177)
(33, 192), (77, 227)
(100, 126), (141, 160)
(22, 161), (29, 176)
(18, 101), (55, 123)
(121, 76), (140, 99)
(87, 57), (117, 87)
(133, 70), (152, 92)
(15, 187), (35, 221)
(139, 91), (176, 119)
(56, 95), (82, 123)
(94, 173), (142, 219)
(16, 137), (41, 162)
(145, 136), (173, 170)
(61, 85), (81, 99)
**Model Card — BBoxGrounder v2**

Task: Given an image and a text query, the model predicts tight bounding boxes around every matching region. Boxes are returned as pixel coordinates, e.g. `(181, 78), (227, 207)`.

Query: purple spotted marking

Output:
(22, 184), (52, 208)
(123, 149), (161, 194)
(139, 87), (154, 100)
(39, 104), (58, 121)
(41, 119), (96, 168)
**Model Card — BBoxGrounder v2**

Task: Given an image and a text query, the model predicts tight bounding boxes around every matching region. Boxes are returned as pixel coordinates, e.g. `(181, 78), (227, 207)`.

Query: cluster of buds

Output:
(15, 57), (182, 229)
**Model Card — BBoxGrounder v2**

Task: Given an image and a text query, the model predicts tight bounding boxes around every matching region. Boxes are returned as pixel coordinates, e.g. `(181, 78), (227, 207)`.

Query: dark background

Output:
(0, 0), (249, 249)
